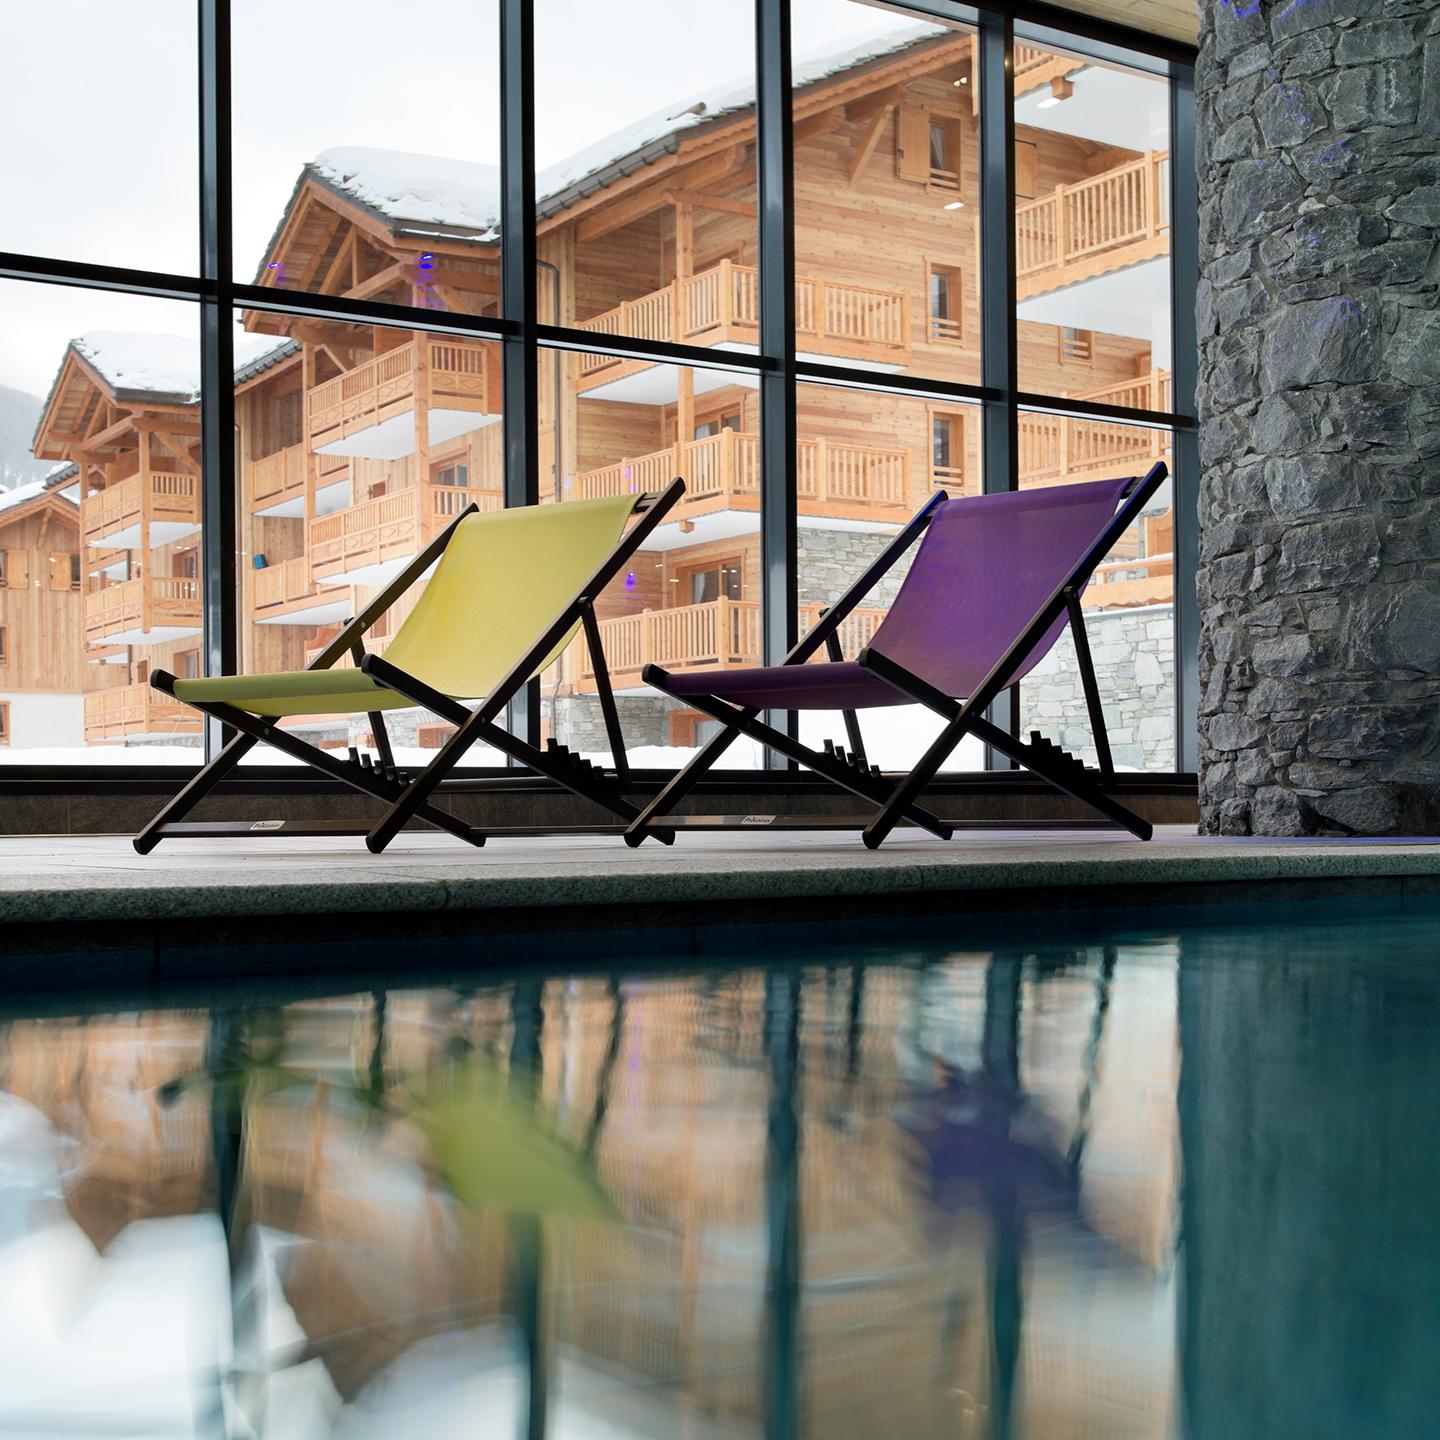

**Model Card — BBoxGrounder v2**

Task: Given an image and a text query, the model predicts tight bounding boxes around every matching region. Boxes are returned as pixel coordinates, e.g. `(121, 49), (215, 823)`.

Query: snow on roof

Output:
(311, 148), (502, 242)
(303, 19), (949, 240)
(0, 475), (78, 519)
(537, 19), (950, 212)
(72, 331), (295, 403)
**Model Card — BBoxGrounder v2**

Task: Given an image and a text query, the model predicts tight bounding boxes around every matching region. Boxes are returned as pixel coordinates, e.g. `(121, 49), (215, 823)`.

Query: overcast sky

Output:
(0, 0), (914, 399)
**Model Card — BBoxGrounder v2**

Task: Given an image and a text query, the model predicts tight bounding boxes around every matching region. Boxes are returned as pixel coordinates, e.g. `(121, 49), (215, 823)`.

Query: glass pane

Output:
(1013, 40), (1171, 410)
(0, 1), (198, 273)
(539, 346), (765, 768)
(795, 381), (983, 773)
(232, 2), (500, 305)
(1018, 409), (1175, 772)
(235, 308), (503, 766)
(0, 279), (204, 763)
(535, 0), (757, 350)
(792, 2), (981, 385)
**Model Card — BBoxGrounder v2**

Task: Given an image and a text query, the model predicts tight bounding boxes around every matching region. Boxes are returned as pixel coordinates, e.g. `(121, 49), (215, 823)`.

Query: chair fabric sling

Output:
(133, 485), (684, 855)
(628, 465), (1167, 849)
(662, 475), (1135, 713)
(169, 494), (643, 718)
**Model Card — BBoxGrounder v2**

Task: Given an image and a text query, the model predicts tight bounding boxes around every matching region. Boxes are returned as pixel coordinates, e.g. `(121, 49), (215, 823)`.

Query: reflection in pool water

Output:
(1, 906), (1437, 1438)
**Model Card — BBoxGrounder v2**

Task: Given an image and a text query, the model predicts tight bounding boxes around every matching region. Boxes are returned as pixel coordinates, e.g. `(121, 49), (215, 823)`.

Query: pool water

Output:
(1, 902), (1437, 1439)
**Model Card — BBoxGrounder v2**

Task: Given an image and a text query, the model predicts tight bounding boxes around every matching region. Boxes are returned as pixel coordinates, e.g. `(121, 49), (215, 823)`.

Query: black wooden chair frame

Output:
(134, 478), (686, 855)
(625, 463), (1168, 850)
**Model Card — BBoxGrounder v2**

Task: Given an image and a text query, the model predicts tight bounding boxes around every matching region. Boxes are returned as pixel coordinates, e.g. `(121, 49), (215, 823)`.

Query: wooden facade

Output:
(15, 29), (1172, 746)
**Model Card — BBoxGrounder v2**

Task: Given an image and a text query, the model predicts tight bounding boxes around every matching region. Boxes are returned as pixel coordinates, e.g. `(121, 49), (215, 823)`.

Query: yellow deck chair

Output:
(134, 480), (684, 855)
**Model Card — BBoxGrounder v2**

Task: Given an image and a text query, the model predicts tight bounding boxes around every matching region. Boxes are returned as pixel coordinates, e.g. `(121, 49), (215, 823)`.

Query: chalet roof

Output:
(276, 18), (949, 265)
(68, 331), (292, 406)
(0, 472), (79, 524)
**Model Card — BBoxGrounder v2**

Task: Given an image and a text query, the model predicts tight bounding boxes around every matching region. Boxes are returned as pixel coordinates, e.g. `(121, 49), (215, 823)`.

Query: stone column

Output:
(1195, 0), (1440, 835)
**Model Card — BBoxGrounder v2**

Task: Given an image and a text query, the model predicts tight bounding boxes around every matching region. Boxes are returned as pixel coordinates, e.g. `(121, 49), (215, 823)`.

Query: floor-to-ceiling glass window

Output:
(0, 1), (1195, 778)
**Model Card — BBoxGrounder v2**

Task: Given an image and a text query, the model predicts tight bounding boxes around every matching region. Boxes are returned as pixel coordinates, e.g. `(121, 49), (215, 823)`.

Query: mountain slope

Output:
(0, 384), (53, 491)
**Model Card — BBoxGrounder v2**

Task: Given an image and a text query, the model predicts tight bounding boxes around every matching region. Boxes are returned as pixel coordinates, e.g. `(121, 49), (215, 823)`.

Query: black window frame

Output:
(0, 0), (1198, 790)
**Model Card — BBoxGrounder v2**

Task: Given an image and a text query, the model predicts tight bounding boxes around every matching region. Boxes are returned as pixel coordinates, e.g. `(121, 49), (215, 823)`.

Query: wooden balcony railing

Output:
(1015, 151), (1169, 297)
(307, 337), (498, 453)
(577, 260), (909, 381)
(84, 574), (202, 645)
(82, 471), (199, 549)
(84, 683), (201, 744)
(1072, 369), (1173, 414)
(250, 443), (308, 510)
(250, 554), (328, 618)
(573, 599), (889, 692)
(1082, 552), (1174, 610)
(574, 430), (910, 524)
(307, 484), (502, 584)
(1018, 408), (1171, 488)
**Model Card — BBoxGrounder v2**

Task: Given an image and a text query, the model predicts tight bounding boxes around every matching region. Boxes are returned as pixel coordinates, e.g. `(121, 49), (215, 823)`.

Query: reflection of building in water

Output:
(0, 948), (1181, 1437)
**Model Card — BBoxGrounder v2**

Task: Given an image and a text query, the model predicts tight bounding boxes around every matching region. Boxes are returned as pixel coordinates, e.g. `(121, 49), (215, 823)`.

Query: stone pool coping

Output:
(4, 827), (1439, 934)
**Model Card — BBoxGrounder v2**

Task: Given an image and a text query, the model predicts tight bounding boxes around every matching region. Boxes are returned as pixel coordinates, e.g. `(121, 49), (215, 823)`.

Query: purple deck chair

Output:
(627, 462), (1167, 849)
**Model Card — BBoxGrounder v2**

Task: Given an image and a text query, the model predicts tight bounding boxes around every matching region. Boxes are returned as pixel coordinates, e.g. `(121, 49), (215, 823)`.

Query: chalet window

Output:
(434, 462), (469, 487)
(0, 701), (9, 745)
(927, 264), (963, 343)
(693, 410), (741, 440)
(177, 552), (199, 580)
(1060, 328), (1094, 364)
(927, 116), (962, 193)
(930, 411), (967, 487)
(680, 557), (743, 606)
(49, 552), (80, 591)
(1, 549), (29, 589)
(0, 624), (8, 667)
(175, 648), (201, 680)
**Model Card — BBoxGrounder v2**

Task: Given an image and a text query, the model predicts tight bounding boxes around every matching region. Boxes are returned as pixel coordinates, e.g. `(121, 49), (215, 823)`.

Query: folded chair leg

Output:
(1066, 590), (1115, 785)
(133, 730), (259, 855)
(970, 716), (1152, 841)
(623, 697), (754, 847)
(635, 673), (953, 842)
(863, 709), (975, 850)
(151, 698), (483, 849)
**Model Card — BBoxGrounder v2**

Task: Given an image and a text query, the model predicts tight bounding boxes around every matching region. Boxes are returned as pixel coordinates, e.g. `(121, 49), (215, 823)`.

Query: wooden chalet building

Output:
(22, 20), (1173, 756)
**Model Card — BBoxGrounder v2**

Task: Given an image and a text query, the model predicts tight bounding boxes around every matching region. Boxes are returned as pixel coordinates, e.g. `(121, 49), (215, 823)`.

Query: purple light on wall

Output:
(625, 570), (637, 590)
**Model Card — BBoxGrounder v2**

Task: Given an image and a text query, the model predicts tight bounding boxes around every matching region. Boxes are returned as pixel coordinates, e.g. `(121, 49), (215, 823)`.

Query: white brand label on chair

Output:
(251, 820), (286, 832)
(741, 815), (775, 825)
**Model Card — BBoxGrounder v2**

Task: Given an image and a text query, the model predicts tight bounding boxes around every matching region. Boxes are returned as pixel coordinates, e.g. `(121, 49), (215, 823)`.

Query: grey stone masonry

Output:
(1195, 0), (1440, 835)
(1023, 605), (1176, 773)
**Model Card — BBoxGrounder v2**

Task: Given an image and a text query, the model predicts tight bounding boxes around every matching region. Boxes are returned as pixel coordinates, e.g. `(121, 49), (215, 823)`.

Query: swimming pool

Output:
(1, 900), (1435, 1438)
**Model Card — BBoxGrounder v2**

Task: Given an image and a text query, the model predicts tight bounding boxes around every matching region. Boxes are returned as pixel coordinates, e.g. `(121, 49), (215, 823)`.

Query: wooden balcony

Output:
(83, 683), (202, 744)
(250, 443), (309, 514)
(307, 484), (502, 586)
(307, 338), (500, 457)
(249, 554), (357, 626)
(573, 430), (911, 527)
(1015, 151), (1170, 300)
(82, 471), (200, 552)
(576, 260), (910, 388)
(84, 574), (202, 647)
(1018, 403), (1172, 489)
(1082, 551), (1173, 610)
(572, 598), (888, 694)
(1071, 369), (1173, 414)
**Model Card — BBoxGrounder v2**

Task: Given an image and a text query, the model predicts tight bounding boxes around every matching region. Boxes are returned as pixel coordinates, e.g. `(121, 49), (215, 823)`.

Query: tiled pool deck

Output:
(4, 827), (1440, 941)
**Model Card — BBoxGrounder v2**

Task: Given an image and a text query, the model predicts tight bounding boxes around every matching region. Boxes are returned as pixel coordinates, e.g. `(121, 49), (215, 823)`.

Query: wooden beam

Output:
(848, 104), (891, 185)
(662, 188), (756, 218)
(845, 84), (900, 123)
(576, 146), (746, 243)
(151, 430), (201, 475)
(343, 259), (409, 302)
(793, 110), (839, 146)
